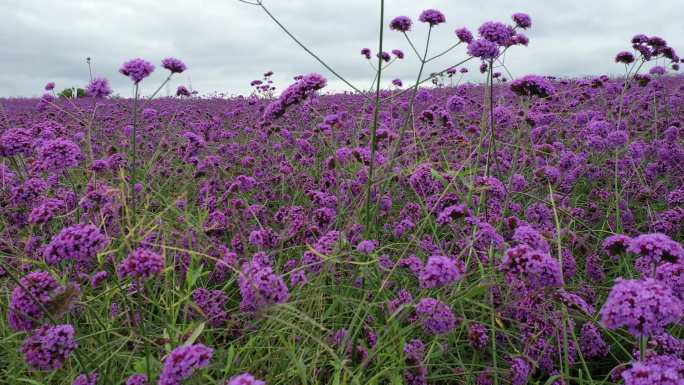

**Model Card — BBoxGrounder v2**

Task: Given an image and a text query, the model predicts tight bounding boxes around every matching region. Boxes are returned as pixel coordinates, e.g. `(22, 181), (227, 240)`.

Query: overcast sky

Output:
(0, 0), (681, 98)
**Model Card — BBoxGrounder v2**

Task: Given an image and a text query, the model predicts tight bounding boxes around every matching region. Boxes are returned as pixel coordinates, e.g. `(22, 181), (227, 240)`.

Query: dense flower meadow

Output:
(2, 4), (684, 385)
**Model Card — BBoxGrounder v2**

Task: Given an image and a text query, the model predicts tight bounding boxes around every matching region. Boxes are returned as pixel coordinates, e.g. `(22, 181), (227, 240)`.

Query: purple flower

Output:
(615, 51), (636, 64)
(0, 127), (33, 157)
(415, 297), (457, 335)
(418, 9), (446, 26)
(357, 240), (378, 254)
(72, 373), (98, 385)
(119, 58), (155, 84)
(404, 339), (425, 363)
(603, 234), (632, 257)
(468, 323), (489, 350)
(44, 224), (109, 270)
(455, 27), (473, 43)
(649, 65), (666, 76)
(478, 21), (514, 45)
(239, 254), (290, 312)
(500, 245), (563, 289)
(467, 39), (500, 59)
(176, 85), (191, 97)
(510, 75), (555, 98)
(392, 78), (403, 87)
(29, 198), (65, 224)
(117, 248), (165, 281)
(159, 344), (213, 385)
(600, 278), (683, 337)
(225, 373), (266, 385)
(45, 82), (55, 91)
(35, 139), (83, 172)
(360, 48), (372, 59)
(389, 16), (412, 32)
(512, 13), (532, 29)
(192, 288), (229, 327)
(22, 324), (78, 371)
(261, 73), (327, 127)
(628, 233), (684, 273)
(161, 57), (187, 74)
(419, 255), (464, 288)
(391, 49), (405, 59)
(8, 271), (63, 331)
(125, 374), (148, 385)
(86, 77), (112, 98)
(622, 355), (684, 385)
(510, 357), (531, 385)
(579, 323), (608, 358)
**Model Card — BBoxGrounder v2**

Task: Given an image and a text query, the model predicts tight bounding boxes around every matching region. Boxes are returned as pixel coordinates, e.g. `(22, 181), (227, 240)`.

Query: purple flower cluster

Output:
(415, 297), (457, 335)
(22, 324), (78, 371)
(159, 344), (213, 385)
(600, 278), (683, 336)
(161, 57), (187, 74)
(239, 254), (290, 312)
(500, 245), (563, 289)
(43, 224), (109, 270)
(192, 288), (229, 327)
(119, 58), (155, 83)
(225, 373), (266, 385)
(418, 9), (446, 26)
(117, 248), (165, 281)
(510, 75), (556, 98)
(622, 355), (684, 385)
(261, 73), (327, 127)
(86, 77), (112, 98)
(8, 271), (64, 331)
(419, 255), (464, 288)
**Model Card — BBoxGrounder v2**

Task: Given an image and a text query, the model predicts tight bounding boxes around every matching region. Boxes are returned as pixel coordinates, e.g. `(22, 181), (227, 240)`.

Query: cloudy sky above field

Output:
(0, 0), (681, 97)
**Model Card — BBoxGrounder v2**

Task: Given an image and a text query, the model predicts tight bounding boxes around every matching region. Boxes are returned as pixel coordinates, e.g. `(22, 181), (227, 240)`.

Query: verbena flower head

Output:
(261, 73), (327, 127)
(510, 75), (555, 98)
(360, 48), (372, 59)
(649, 65), (667, 76)
(600, 278), (683, 337)
(455, 27), (473, 43)
(512, 13), (532, 29)
(125, 374), (148, 385)
(119, 58), (155, 84)
(510, 357), (531, 385)
(44, 224), (109, 270)
(239, 254), (290, 312)
(579, 323), (608, 358)
(176, 85), (191, 97)
(159, 344), (213, 385)
(22, 324), (78, 371)
(391, 49), (404, 59)
(390, 16), (412, 32)
(9, 271), (64, 331)
(627, 233), (684, 273)
(419, 255), (464, 288)
(468, 323), (489, 350)
(622, 355), (684, 385)
(418, 9), (446, 26)
(35, 139), (83, 172)
(478, 21), (514, 45)
(467, 39), (500, 59)
(603, 234), (632, 256)
(616, 51), (636, 64)
(161, 57), (187, 74)
(117, 248), (165, 281)
(0, 127), (33, 157)
(225, 373), (266, 385)
(45, 82), (55, 91)
(72, 373), (98, 385)
(500, 244), (563, 289)
(86, 77), (112, 98)
(415, 297), (457, 335)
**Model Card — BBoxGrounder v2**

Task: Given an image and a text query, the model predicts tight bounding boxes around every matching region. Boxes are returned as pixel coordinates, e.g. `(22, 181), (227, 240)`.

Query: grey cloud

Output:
(0, 0), (681, 98)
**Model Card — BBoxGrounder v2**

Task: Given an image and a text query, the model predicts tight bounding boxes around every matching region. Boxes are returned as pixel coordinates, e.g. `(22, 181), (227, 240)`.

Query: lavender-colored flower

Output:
(159, 344), (213, 385)
(500, 245), (563, 289)
(45, 82), (55, 91)
(126, 374), (148, 385)
(478, 21), (514, 45)
(392, 78), (403, 87)
(467, 39), (500, 59)
(357, 240), (378, 254)
(628, 233), (684, 273)
(35, 139), (83, 172)
(117, 248), (165, 281)
(86, 77), (112, 98)
(415, 297), (457, 335)
(510, 357), (531, 385)
(600, 278), (683, 337)
(603, 234), (632, 257)
(22, 324), (78, 371)
(225, 373), (266, 385)
(455, 27), (473, 43)
(43, 224), (109, 269)
(418, 9), (446, 26)
(176, 85), (191, 97)
(192, 288), (229, 327)
(656, 263), (684, 299)
(616, 51), (636, 64)
(510, 75), (555, 98)
(391, 49), (405, 59)
(0, 127), (33, 157)
(8, 271), (63, 331)
(161, 57), (187, 74)
(29, 198), (65, 224)
(390, 16), (412, 32)
(261, 73), (327, 127)
(239, 254), (290, 312)
(649, 65), (667, 76)
(419, 255), (464, 288)
(468, 323), (489, 350)
(579, 323), (608, 358)
(73, 373), (98, 385)
(512, 13), (532, 29)
(360, 48), (372, 59)
(511, 225), (550, 253)
(377, 51), (391, 62)
(622, 355), (684, 385)
(119, 58), (155, 84)
(404, 339), (426, 363)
